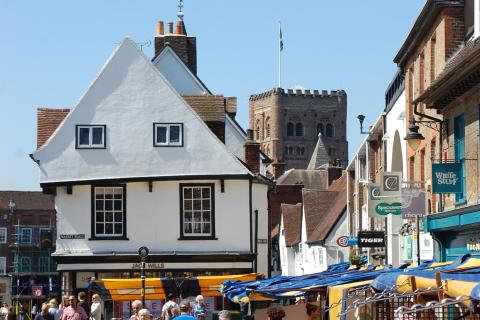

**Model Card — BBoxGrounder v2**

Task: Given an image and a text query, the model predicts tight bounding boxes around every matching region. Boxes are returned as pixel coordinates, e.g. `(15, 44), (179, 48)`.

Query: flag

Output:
(279, 25), (284, 51)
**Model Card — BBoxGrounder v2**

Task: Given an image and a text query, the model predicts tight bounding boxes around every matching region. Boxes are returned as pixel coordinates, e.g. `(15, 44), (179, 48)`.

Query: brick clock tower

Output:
(249, 87), (348, 170)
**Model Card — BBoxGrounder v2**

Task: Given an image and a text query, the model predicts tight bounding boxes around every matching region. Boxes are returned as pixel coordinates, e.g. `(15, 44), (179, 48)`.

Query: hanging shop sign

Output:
(401, 188), (426, 218)
(432, 163), (463, 193)
(336, 236), (349, 247)
(367, 183), (381, 217)
(357, 231), (385, 248)
(368, 172), (403, 217)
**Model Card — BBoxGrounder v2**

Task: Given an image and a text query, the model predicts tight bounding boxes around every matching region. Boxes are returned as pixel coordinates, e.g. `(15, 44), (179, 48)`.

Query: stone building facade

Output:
(249, 87), (348, 170)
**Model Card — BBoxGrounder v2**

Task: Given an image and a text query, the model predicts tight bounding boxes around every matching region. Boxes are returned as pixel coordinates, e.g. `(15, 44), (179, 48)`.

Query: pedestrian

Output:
(161, 294), (178, 320)
(305, 303), (320, 320)
(34, 303), (54, 320)
(6, 306), (15, 320)
(1, 303), (9, 319)
(193, 295), (206, 320)
(137, 309), (151, 320)
(48, 299), (61, 320)
(266, 307), (286, 320)
(89, 294), (102, 320)
(218, 310), (231, 320)
(59, 296), (69, 312)
(172, 301), (195, 320)
(60, 295), (88, 320)
(77, 292), (90, 319)
(129, 300), (142, 320)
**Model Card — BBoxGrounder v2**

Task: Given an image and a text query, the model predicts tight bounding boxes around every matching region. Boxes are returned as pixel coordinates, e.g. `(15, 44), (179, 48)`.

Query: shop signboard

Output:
(367, 183), (380, 217)
(401, 188), (426, 218)
(432, 163), (463, 193)
(368, 172), (402, 217)
(358, 231), (385, 248)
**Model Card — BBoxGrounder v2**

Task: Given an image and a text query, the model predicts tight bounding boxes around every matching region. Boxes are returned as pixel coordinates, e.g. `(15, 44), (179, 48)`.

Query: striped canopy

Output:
(89, 274), (258, 301)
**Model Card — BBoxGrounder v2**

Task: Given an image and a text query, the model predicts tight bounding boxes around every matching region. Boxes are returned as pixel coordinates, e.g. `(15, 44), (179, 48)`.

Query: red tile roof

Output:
(281, 203), (302, 246)
(37, 108), (70, 149)
(276, 169), (329, 190)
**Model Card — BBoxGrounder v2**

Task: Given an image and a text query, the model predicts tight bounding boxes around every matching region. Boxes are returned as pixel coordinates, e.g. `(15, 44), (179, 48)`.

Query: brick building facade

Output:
(249, 88), (348, 170)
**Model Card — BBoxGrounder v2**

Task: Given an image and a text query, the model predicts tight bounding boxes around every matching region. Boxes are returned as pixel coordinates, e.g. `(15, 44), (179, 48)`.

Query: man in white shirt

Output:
(161, 294), (178, 320)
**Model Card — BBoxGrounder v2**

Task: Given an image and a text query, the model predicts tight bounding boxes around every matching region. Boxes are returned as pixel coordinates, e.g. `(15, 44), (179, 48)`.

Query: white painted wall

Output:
(34, 38), (249, 184)
(252, 183), (270, 276)
(152, 46), (208, 95)
(324, 211), (349, 266)
(278, 215), (295, 276)
(55, 179), (255, 254)
(385, 90), (406, 267)
(225, 117), (246, 159)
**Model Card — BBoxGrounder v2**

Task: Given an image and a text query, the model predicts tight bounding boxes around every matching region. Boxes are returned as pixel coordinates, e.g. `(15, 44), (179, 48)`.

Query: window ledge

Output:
(178, 236), (218, 241)
(88, 237), (130, 241)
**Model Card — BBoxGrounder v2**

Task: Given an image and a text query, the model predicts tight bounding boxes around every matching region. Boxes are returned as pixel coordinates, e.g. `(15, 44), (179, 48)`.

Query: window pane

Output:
(79, 128), (90, 145)
(105, 224), (113, 234)
(96, 223), (104, 234)
(193, 188), (201, 198)
(184, 212), (192, 222)
(96, 200), (104, 210)
(170, 125), (180, 143)
(114, 223), (122, 235)
(114, 200), (122, 210)
(193, 212), (202, 222)
(202, 188), (210, 198)
(105, 201), (113, 211)
(184, 223), (192, 234)
(96, 212), (104, 222)
(92, 127), (104, 145)
(193, 223), (201, 234)
(202, 200), (210, 210)
(106, 212), (113, 222)
(193, 200), (201, 210)
(156, 126), (167, 143)
(202, 212), (211, 222)
(184, 188), (192, 199)
(114, 212), (122, 222)
(184, 200), (192, 210)
(203, 223), (211, 234)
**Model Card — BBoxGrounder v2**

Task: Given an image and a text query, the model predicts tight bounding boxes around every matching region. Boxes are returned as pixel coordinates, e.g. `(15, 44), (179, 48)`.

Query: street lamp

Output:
(138, 246), (149, 307)
(404, 122), (425, 151)
(357, 114), (369, 134)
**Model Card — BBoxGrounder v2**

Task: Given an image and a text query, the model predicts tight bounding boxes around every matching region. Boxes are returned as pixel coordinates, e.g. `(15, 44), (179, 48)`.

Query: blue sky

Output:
(0, 0), (424, 190)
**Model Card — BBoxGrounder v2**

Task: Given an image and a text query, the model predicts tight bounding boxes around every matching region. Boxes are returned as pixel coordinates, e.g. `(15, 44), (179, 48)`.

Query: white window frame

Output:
(153, 123), (183, 147)
(20, 228), (32, 244)
(93, 186), (126, 239)
(20, 257), (31, 272)
(0, 228), (7, 244)
(38, 256), (50, 273)
(0, 257), (5, 275)
(76, 125), (106, 148)
(180, 184), (214, 238)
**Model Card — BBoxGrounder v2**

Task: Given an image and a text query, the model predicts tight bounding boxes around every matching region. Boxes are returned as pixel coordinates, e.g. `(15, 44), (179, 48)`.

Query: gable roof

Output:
(0, 191), (54, 211)
(307, 134), (331, 170)
(303, 172), (348, 244)
(281, 203), (302, 246)
(182, 95), (225, 122)
(33, 37), (252, 185)
(152, 45), (211, 95)
(37, 108), (71, 149)
(276, 169), (329, 190)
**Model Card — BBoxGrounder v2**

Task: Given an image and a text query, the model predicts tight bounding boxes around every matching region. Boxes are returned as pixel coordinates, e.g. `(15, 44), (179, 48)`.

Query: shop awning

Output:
(89, 273), (258, 301)
(327, 280), (373, 320)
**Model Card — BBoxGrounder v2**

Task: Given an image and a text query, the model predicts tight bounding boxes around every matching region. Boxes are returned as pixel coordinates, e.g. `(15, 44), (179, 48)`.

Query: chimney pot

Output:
(167, 22), (174, 34)
(156, 21), (164, 36)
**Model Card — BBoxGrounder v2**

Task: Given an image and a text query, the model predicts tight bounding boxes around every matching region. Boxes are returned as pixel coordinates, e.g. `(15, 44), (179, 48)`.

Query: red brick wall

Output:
(270, 185), (303, 230)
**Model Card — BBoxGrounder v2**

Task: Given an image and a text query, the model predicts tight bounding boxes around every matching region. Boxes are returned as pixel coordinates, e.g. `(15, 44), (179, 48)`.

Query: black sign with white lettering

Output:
(357, 231), (385, 248)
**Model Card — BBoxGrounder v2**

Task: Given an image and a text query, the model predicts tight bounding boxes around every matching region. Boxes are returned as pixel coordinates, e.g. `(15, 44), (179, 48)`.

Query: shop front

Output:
(424, 204), (480, 262)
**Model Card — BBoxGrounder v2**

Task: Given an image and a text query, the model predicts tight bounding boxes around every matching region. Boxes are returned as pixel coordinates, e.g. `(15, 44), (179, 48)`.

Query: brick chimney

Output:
(244, 129), (260, 173)
(154, 9), (197, 74)
(270, 158), (286, 179)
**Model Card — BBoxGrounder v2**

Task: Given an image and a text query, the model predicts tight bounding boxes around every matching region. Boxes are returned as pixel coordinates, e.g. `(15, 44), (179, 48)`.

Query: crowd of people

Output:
(128, 294), (231, 320)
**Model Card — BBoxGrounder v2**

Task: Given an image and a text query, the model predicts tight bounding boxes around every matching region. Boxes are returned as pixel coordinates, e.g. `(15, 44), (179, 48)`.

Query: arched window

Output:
(296, 147), (301, 155)
(301, 147), (305, 155)
(326, 123), (334, 137)
(317, 123), (324, 136)
(255, 119), (261, 140)
(295, 123), (303, 136)
(287, 122), (294, 136)
(288, 147), (293, 155)
(266, 123), (271, 138)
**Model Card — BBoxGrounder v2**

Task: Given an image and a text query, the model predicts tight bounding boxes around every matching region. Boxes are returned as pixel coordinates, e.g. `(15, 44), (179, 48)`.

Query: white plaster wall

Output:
(225, 117), (246, 159)
(34, 39), (249, 184)
(385, 90), (407, 267)
(324, 211), (349, 266)
(55, 179), (253, 254)
(278, 215), (295, 276)
(252, 183), (270, 276)
(152, 47), (208, 95)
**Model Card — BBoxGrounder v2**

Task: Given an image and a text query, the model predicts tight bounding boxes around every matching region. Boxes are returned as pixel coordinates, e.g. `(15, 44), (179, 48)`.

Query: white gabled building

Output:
(31, 28), (270, 295)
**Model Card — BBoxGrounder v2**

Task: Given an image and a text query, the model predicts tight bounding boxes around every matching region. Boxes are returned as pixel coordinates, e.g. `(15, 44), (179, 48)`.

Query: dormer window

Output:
(154, 123), (183, 147)
(76, 125), (106, 149)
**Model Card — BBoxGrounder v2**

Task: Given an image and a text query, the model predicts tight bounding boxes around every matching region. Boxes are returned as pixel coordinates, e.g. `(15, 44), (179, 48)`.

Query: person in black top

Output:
(34, 304), (53, 320)
(77, 292), (90, 318)
(6, 306), (16, 320)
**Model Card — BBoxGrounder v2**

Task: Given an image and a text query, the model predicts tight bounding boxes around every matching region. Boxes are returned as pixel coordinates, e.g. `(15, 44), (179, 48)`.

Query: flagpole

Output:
(278, 21), (282, 88)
